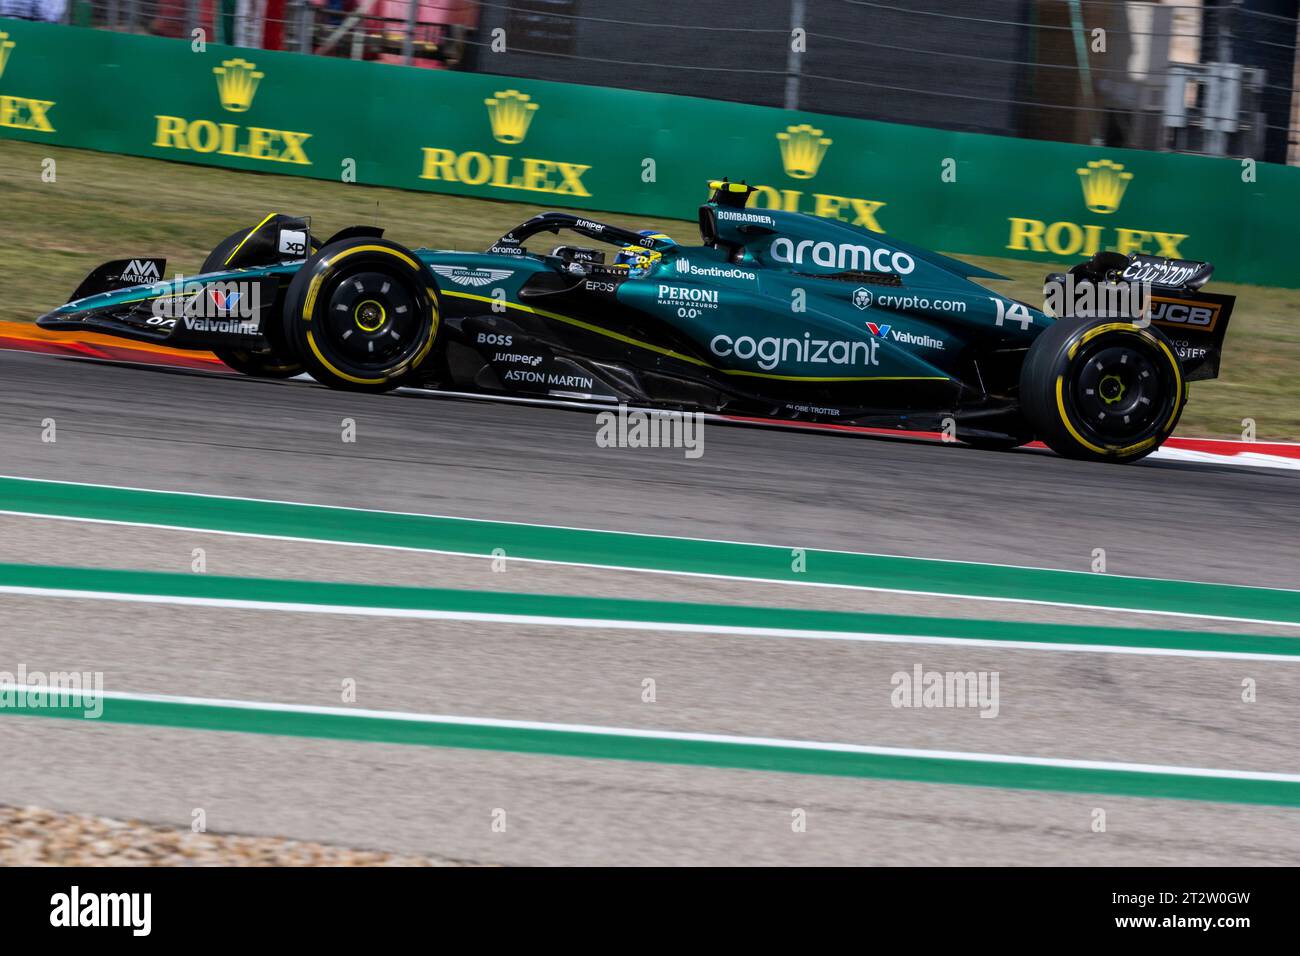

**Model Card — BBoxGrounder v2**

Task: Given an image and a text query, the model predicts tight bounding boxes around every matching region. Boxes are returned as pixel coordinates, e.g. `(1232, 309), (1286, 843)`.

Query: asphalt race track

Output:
(1, 348), (1298, 865)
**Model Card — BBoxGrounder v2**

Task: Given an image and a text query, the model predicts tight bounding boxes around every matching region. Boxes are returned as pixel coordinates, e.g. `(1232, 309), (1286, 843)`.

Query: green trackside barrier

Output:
(2, 18), (1296, 286)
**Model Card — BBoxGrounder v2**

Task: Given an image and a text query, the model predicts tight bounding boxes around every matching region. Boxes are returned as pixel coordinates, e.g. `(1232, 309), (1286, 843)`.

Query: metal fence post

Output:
(784, 0), (804, 111)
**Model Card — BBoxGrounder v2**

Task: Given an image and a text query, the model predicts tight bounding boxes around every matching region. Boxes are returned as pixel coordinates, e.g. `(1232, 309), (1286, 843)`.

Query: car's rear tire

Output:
(202, 227), (318, 379)
(281, 237), (440, 393)
(1020, 316), (1186, 463)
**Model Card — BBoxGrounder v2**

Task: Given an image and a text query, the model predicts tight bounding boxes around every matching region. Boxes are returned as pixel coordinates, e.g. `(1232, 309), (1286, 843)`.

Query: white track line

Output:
(3, 508), (1299, 629)
(7, 683), (1299, 784)
(4, 472), (1297, 592)
(0, 583), (1297, 660)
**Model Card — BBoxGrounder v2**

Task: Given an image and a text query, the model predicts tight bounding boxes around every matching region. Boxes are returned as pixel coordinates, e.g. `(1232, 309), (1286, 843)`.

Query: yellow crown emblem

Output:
(213, 58), (264, 112)
(777, 124), (832, 180)
(0, 33), (16, 81)
(484, 90), (538, 144)
(1077, 159), (1133, 215)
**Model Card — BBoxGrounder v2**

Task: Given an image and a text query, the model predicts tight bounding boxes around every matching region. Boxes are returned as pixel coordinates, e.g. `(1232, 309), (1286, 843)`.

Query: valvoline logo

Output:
(865, 322), (892, 338)
(209, 288), (242, 312)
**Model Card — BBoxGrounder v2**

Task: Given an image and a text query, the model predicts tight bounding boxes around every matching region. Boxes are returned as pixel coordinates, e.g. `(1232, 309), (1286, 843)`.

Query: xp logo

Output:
(865, 322), (892, 338)
(852, 287), (873, 310)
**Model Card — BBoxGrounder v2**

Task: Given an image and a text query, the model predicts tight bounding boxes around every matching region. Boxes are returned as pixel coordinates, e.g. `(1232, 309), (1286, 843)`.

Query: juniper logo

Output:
(213, 58), (264, 112)
(1077, 159), (1133, 215)
(0, 32), (14, 80)
(777, 123), (832, 179)
(485, 89), (538, 145)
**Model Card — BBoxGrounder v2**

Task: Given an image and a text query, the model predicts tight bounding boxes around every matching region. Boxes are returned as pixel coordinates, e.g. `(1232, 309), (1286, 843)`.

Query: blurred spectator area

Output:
(28, 1), (1300, 163)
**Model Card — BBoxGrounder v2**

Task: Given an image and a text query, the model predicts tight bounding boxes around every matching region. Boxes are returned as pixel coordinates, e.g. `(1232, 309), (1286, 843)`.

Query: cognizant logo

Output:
(710, 333), (879, 371)
(771, 237), (915, 274)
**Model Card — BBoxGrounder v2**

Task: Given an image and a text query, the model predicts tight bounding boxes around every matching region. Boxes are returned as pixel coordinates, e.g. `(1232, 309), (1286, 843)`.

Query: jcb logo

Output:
(1150, 298), (1220, 332)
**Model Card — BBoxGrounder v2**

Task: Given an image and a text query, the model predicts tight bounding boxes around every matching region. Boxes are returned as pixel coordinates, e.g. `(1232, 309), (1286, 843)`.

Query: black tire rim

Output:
(314, 265), (426, 373)
(1068, 337), (1177, 448)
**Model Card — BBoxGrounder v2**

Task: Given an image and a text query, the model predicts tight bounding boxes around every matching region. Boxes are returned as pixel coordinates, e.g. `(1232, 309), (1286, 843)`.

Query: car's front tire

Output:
(281, 238), (441, 393)
(1020, 316), (1187, 463)
(203, 227), (314, 379)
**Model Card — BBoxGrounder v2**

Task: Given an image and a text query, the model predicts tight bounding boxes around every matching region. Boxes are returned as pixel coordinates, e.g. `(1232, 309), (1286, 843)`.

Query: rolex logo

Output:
(213, 58), (264, 112)
(484, 89), (538, 145)
(1077, 159), (1133, 215)
(777, 124), (832, 180)
(0, 32), (15, 81)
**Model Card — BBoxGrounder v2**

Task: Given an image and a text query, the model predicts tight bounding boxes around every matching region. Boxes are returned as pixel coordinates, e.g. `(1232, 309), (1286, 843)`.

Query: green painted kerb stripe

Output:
(1, 562), (1297, 659)
(2, 476), (1298, 624)
(5, 692), (1299, 808)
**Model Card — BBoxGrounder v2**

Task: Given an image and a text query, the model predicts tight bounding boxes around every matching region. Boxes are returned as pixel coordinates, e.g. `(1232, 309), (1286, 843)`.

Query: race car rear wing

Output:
(1047, 251), (1234, 381)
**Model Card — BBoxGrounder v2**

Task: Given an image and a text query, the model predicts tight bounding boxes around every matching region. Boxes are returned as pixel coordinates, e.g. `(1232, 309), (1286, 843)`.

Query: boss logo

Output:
(1150, 298), (1220, 332)
(477, 332), (513, 346)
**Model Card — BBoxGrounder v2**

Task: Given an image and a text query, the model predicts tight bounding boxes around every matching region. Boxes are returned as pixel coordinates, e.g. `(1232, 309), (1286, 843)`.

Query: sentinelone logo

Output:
(420, 89), (593, 198)
(1008, 159), (1189, 259)
(745, 124), (889, 232)
(0, 31), (56, 132)
(153, 58), (312, 165)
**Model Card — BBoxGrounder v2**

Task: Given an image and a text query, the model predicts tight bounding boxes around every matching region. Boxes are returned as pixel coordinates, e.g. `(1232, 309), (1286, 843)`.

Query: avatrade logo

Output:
(119, 259), (162, 284)
(429, 264), (514, 287)
(674, 258), (756, 281)
(770, 238), (915, 275)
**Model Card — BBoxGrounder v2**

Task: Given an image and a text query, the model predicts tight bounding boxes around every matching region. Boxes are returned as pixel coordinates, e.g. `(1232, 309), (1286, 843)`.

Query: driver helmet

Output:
(614, 230), (674, 277)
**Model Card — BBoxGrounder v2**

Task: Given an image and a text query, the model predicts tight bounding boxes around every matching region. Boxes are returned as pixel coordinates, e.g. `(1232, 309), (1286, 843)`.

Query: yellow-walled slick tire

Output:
(1020, 316), (1187, 464)
(282, 238), (440, 393)
(203, 226), (315, 379)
